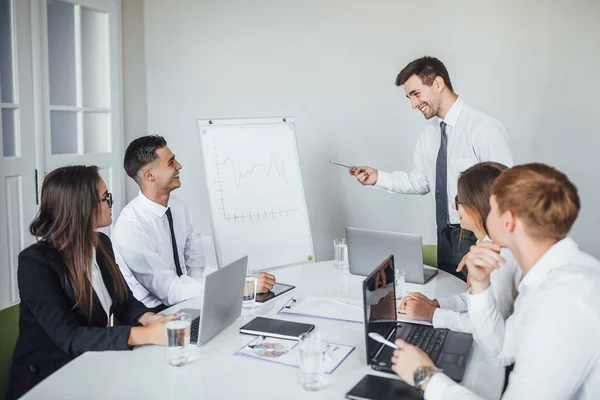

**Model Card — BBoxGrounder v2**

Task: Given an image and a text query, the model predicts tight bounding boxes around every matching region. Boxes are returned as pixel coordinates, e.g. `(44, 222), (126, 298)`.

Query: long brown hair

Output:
(457, 162), (509, 236)
(30, 165), (128, 320)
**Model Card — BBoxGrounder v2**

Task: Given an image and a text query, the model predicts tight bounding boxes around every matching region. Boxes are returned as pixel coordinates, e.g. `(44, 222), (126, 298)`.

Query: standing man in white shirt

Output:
(350, 56), (513, 281)
(390, 163), (600, 399)
(112, 135), (276, 312)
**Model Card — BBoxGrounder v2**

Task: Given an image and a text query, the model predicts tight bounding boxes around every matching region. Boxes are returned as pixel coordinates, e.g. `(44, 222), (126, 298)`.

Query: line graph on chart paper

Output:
(209, 134), (300, 223)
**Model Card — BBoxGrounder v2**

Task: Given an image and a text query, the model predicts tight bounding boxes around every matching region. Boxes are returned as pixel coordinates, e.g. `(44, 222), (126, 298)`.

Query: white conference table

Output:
(22, 261), (504, 400)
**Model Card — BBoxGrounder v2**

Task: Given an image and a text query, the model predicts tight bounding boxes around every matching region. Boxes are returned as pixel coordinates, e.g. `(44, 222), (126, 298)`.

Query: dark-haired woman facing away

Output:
(7, 166), (169, 400)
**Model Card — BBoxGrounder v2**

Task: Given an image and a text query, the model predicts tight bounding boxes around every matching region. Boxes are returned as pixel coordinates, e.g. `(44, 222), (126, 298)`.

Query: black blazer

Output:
(6, 233), (149, 400)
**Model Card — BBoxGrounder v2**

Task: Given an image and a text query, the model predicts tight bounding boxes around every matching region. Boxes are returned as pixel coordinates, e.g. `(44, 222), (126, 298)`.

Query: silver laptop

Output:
(180, 256), (248, 345)
(346, 227), (437, 284)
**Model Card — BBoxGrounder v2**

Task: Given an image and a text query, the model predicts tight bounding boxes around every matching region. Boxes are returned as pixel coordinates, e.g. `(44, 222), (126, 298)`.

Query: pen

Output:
(329, 161), (356, 171)
(368, 332), (400, 350)
(247, 335), (265, 349)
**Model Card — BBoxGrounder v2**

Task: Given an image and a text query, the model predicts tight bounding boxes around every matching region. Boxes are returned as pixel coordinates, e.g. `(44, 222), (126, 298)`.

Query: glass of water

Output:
(333, 238), (349, 270)
(299, 333), (327, 391)
(165, 313), (192, 367)
(395, 269), (406, 308)
(243, 271), (258, 311)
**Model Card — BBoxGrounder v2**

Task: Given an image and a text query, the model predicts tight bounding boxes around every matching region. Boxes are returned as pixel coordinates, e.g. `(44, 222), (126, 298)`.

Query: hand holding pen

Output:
(329, 161), (379, 186)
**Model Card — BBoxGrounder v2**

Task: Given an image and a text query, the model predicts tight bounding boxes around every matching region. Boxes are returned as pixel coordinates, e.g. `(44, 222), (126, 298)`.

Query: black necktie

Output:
(435, 121), (449, 231)
(165, 208), (183, 277)
(503, 363), (515, 394)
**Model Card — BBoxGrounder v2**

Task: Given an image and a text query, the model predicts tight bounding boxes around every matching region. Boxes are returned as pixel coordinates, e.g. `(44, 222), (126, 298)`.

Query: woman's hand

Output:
(137, 312), (161, 326)
(129, 315), (177, 346)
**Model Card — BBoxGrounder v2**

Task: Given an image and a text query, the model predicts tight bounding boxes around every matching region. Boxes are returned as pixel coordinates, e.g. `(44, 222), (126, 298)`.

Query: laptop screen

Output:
(362, 254), (397, 363)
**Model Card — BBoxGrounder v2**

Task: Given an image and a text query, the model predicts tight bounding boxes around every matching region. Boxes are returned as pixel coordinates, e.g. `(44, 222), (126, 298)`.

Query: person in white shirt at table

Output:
(399, 162), (521, 333)
(390, 163), (600, 399)
(112, 135), (276, 313)
(349, 56), (513, 282)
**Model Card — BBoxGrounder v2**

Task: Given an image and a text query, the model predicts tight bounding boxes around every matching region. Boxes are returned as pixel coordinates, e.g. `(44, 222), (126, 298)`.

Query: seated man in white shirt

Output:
(390, 163), (600, 399)
(112, 135), (275, 312)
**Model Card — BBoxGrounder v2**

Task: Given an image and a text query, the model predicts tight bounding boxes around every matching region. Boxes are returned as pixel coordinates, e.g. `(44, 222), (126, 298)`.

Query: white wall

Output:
(130, 0), (600, 262)
(121, 0), (148, 201)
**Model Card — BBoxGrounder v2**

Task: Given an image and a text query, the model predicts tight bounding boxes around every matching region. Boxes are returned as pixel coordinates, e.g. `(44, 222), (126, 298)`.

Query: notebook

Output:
(346, 375), (423, 400)
(239, 317), (315, 340)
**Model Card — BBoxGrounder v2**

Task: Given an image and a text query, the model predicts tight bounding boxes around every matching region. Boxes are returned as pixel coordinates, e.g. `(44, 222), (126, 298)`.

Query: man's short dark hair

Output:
(123, 135), (167, 181)
(395, 56), (454, 92)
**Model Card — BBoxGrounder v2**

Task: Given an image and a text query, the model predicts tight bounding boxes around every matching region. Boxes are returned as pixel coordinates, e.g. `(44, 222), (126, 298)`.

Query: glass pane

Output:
(47, 0), (76, 106)
(83, 112), (110, 153)
(2, 108), (17, 157)
(0, 0), (15, 103)
(50, 111), (78, 154)
(81, 7), (110, 108)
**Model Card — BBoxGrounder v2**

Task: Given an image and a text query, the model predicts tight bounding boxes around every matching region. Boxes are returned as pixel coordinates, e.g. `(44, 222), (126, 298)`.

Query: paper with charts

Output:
(234, 336), (354, 374)
(198, 118), (314, 271)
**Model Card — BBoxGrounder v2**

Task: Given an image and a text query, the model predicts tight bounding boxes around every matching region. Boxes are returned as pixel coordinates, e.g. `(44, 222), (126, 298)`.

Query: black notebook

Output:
(346, 375), (423, 400)
(239, 317), (314, 340)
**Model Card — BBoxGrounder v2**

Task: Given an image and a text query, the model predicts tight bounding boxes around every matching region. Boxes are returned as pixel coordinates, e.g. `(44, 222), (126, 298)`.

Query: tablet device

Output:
(256, 282), (295, 303)
(346, 375), (423, 400)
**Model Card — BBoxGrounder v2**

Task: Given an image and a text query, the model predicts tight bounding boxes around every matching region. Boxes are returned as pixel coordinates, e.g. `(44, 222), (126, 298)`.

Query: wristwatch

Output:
(413, 366), (441, 391)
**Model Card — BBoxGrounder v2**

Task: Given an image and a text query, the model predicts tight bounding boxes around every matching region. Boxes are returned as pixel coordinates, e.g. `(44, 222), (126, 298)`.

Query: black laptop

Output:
(362, 255), (473, 382)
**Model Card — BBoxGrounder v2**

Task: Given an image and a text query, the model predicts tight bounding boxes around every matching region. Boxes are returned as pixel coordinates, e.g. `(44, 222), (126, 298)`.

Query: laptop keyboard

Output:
(371, 323), (447, 363)
(190, 316), (200, 343)
(405, 325), (448, 363)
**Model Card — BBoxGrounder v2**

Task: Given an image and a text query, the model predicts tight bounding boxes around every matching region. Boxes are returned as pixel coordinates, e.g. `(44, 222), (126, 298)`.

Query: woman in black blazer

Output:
(6, 166), (170, 400)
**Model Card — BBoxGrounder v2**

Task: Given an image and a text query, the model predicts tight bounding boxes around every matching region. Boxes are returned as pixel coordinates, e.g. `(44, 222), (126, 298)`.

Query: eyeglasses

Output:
(102, 192), (114, 209)
(454, 195), (461, 210)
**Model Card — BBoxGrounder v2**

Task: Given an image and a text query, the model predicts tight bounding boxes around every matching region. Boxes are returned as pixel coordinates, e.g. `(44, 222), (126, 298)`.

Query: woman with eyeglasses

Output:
(7, 166), (170, 400)
(399, 162), (521, 333)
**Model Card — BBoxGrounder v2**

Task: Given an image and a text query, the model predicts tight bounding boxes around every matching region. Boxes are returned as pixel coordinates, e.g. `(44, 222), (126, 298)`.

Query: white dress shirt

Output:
(90, 248), (113, 326)
(425, 237), (600, 400)
(432, 236), (521, 332)
(374, 97), (514, 225)
(112, 192), (206, 308)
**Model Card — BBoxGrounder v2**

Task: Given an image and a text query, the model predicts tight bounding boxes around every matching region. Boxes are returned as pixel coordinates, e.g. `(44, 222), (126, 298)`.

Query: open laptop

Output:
(347, 227), (437, 283)
(179, 256), (247, 346)
(362, 254), (472, 382)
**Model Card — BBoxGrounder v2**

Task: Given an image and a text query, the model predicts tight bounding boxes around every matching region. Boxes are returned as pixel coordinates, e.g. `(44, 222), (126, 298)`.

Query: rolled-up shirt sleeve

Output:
(374, 134), (430, 195)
